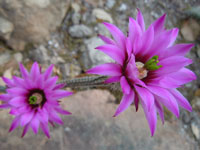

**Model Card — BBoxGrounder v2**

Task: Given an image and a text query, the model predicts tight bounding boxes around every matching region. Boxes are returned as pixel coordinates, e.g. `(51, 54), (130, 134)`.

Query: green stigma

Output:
(144, 55), (162, 71)
(29, 96), (37, 105)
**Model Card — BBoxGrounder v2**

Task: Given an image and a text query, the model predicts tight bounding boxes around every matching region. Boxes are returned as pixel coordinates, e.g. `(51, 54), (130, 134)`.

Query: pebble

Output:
(68, 24), (93, 38)
(84, 37), (113, 67)
(92, 8), (113, 23)
(13, 52), (23, 63)
(0, 52), (11, 66)
(0, 17), (14, 40)
(191, 123), (200, 140)
(106, 0), (116, 8)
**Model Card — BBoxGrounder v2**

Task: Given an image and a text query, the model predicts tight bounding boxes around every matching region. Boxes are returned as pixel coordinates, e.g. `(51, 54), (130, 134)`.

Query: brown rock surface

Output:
(0, 0), (70, 50)
(0, 90), (197, 150)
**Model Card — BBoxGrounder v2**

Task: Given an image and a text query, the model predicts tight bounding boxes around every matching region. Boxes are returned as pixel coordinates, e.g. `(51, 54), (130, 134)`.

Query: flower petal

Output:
(43, 64), (54, 80)
(31, 114), (40, 134)
(136, 8), (145, 32)
(152, 14), (166, 34)
(98, 34), (115, 45)
(19, 63), (29, 79)
(134, 85), (154, 111)
(9, 117), (20, 132)
(21, 123), (30, 138)
(96, 44), (125, 65)
(104, 76), (121, 83)
(40, 122), (50, 138)
(155, 100), (164, 124)
(120, 76), (131, 94)
(103, 22), (126, 50)
(30, 62), (40, 81)
(170, 89), (192, 112)
(20, 111), (34, 126)
(9, 96), (26, 107)
(87, 63), (122, 76)
(147, 85), (179, 118)
(113, 90), (135, 117)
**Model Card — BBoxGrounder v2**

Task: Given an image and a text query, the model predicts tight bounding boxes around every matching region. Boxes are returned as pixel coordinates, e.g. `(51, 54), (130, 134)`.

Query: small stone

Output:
(71, 3), (80, 13)
(29, 45), (49, 63)
(0, 52), (11, 66)
(181, 19), (200, 41)
(72, 12), (81, 25)
(118, 3), (127, 12)
(3, 68), (13, 79)
(0, 17), (14, 40)
(13, 52), (23, 63)
(106, 0), (116, 8)
(191, 123), (200, 140)
(92, 8), (113, 23)
(84, 37), (113, 67)
(95, 23), (111, 37)
(68, 25), (93, 38)
(24, 0), (50, 8)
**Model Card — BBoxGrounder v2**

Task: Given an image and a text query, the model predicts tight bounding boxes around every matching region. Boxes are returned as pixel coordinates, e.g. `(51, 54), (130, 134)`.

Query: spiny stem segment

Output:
(144, 55), (162, 71)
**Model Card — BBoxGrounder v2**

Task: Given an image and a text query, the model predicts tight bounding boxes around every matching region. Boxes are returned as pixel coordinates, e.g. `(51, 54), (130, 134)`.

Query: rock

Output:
(0, 90), (198, 150)
(0, 17), (14, 40)
(71, 3), (80, 13)
(0, 52), (11, 66)
(106, 0), (116, 8)
(118, 3), (127, 12)
(29, 45), (49, 64)
(13, 53), (23, 63)
(181, 19), (200, 41)
(72, 13), (81, 25)
(94, 23), (111, 37)
(68, 25), (93, 38)
(60, 63), (81, 78)
(84, 37), (113, 67)
(92, 8), (113, 23)
(191, 123), (200, 140)
(0, 0), (70, 50)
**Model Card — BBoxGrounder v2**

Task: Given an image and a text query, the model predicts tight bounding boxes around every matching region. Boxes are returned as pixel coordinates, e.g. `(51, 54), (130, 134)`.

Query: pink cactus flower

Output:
(0, 62), (73, 138)
(87, 9), (196, 136)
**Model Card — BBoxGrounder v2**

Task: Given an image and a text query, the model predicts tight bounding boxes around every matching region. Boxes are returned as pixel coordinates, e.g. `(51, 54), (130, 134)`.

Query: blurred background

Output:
(0, 0), (200, 149)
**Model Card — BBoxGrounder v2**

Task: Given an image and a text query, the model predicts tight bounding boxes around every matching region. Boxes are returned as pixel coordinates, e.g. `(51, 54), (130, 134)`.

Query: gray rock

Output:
(95, 23), (111, 37)
(13, 52), (23, 63)
(106, 0), (116, 8)
(72, 12), (81, 25)
(84, 37), (113, 67)
(29, 45), (49, 63)
(0, 0), (70, 50)
(0, 52), (11, 66)
(0, 17), (14, 40)
(191, 123), (200, 140)
(118, 3), (127, 12)
(92, 8), (113, 23)
(68, 24), (93, 38)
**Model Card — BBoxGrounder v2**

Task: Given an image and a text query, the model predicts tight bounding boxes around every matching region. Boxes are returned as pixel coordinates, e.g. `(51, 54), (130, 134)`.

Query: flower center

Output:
(28, 93), (43, 105)
(135, 62), (148, 79)
(144, 55), (162, 71)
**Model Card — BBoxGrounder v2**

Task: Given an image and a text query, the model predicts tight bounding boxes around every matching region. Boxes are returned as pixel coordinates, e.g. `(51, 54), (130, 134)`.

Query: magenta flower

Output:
(87, 9), (196, 136)
(0, 62), (73, 138)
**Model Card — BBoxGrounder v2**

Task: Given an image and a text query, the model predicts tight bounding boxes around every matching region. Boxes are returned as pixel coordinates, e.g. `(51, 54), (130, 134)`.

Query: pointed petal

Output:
(30, 62), (40, 81)
(104, 76), (121, 83)
(134, 85), (154, 111)
(20, 111), (34, 126)
(161, 43), (194, 59)
(43, 64), (54, 80)
(55, 107), (72, 115)
(136, 8), (145, 32)
(31, 115), (40, 134)
(50, 90), (73, 99)
(155, 100), (164, 124)
(49, 111), (63, 125)
(128, 17), (142, 44)
(103, 22), (126, 50)
(147, 85), (179, 118)
(21, 124), (30, 138)
(40, 122), (50, 138)
(9, 96), (26, 107)
(170, 89), (192, 112)
(19, 63), (29, 79)
(141, 101), (157, 136)
(98, 34), (115, 45)
(0, 94), (11, 101)
(120, 76), (131, 94)
(9, 117), (20, 132)
(113, 90), (135, 117)
(7, 87), (27, 96)
(152, 14), (166, 34)
(87, 63), (121, 76)
(2, 77), (15, 87)
(44, 76), (58, 90)
(157, 56), (192, 75)
(0, 103), (10, 109)
(96, 44), (125, 65)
